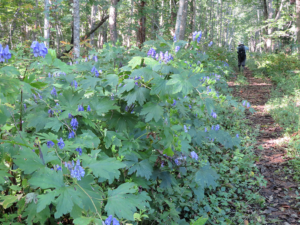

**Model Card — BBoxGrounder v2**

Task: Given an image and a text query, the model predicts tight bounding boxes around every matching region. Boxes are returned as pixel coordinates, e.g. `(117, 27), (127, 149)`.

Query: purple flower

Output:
(105, 215), (113, 225)
(184, 125), (188, 133)
(155, 53), (159, 60)
(57, 138), (65, 149)
(208, 41), (213, 47)
(205, 127), (207, 132)
(72, 80), (78, 89)
(191, 151), (198, 160)
(87, 105), (91, 111)
(68, 131), (75, 139)
(211, 125), (214, 130)
(211, 110), (217, 118)
(171, 99), (176, 106)
(24, 104), (27, 110)
(189, 105), (192, 109)
(51, 87), (57, 97)
(173, 34), (176, 42)
(236, 134), (239, 138)
(247, 102), (250, 108)
(174, 159), (180, 166)
(94, 55), (98, 62)
(242, 101), (246, 106)
(215, 124), (220, 131)
(2, 45), (12, 62)
(112, 218), (120, 225)
(30, 41), (40, 57)
(78, 105), (84, 111)
(68, 113), (73, 118)
(54, 164), (62, 171)
(70, 118), (79, 130)
(75, 147), (82, 156)
(161, 162), (164, 167)
(147, 48), (156, 59)
(70, 160), (85, 181)
(47, 141), (55, 148)
(175, 46), (180, 53)
(85, 57), (88, 62)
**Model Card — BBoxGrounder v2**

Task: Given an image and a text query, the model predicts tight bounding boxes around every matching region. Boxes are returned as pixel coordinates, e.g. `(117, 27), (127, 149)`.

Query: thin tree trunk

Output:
(178, 0), (188, 40)
(127, 0), (134, 46)
(137, 0), (146, 48)
(296, 0), (300, 56)
(109, 0), (118, 45)
(90, 5), (96, 46)
(73, 0), (80, 59)
(44, 0), (50, 47)
(219, 0), (223, 46)
(175, 0), (185, 39)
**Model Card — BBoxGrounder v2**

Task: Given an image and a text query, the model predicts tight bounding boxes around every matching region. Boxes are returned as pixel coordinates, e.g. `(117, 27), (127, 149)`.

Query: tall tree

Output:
(175, 0), (188, 40)
(296, 0), (300, 56)
(109, 0), (118, 45)
(73, 0), (80, 59)
(44, 0), (50, 47)
(136, 0), (146, 48)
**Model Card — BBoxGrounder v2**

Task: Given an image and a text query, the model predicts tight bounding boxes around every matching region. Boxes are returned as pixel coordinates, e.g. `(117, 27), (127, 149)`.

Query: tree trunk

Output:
(44, 0), (50, 47)
(90, 4), (97, 46)
(73, 0), (80, 59)
(174, 0), (185, 40)
(127, 0), (134, 46)
(219, 0), (223, 47)
(170, 0), (177, 36)
(296, 0), (300, 56)
(109, 0), (118, 45)
(137, 0), (146, 48)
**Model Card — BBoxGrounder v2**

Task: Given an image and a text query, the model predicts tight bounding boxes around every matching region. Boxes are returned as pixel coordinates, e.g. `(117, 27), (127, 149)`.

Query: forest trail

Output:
(228, 68), (299, 225)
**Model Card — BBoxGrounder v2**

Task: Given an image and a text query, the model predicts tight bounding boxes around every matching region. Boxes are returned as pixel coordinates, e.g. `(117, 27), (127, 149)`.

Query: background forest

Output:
(1, 0), (300, 225)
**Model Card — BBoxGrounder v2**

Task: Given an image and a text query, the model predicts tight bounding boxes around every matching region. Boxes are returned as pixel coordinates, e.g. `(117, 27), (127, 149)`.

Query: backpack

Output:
(237, 45), (246, 61)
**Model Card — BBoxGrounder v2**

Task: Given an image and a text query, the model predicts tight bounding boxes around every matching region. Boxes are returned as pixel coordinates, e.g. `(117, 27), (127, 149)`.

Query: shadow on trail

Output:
(228, 68), (299, 225)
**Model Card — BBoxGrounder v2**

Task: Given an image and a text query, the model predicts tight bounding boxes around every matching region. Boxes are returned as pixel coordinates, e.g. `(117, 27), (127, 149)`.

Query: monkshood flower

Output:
(78, 105), (84, 111)
(105, 215), (113, 225)
(85, 57), (88, 62)
(57, 138), (65, 149)
(112, 218), (120, 225)
(70, 118), (79, 130)
(53, 165), (62, 171)
(211, 125), (214, 130)
(215, 124), (220, 131)
(51, 87), (57, 97)
(37, 93), (42, 99)
(173, 34), (176, 42)
(160, 51), (164, 60)
(47, 141), (55, 148)
(242, 100), (246, 106)
(24, 104), (27, 110)
(87, 105), (91, 111)
(236, 134), (239, 138)
(174, 159), (180, 166)
(208, 41), (213, 47)
(93, 55), (98, 62)
(48, 109), (54, 115)
(184, 125), (188, 133)
(197, 31), (202, 43)
(75, 147), (82, 156)
(192, 31), (198, 41)
(175, 46), (180, 53)
(0, 44), (12, 62)
(189, 105), (192, 109)
(30, 41), (48, 57)
(68, 113), (73, 119)
(155, 53), (159, 60)
(204, 127), (207, 132)
(70, 159), (85, 181)
(247, 102), (250, 108)
(68, 131), (75, 139)
(191, 151), (198, 160)
(91, 66), (99, 77)
(171, 99), (176, 106)
(72, 80), (78, 89)
(147, 48), (156, 58)
(211, 110), (217, 118)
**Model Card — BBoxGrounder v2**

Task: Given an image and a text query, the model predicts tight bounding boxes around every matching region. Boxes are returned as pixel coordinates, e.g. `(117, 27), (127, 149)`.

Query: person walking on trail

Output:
(237, 43), (249, 72)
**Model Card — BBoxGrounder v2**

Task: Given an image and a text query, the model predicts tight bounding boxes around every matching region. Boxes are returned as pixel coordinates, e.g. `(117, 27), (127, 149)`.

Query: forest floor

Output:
(228, 68), (299, 225)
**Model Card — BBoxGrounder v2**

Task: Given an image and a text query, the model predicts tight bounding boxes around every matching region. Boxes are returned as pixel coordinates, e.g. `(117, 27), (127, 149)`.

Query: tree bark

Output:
(44, 0), (50, 47)
(109, 0), (118, 45)
(178, 0), (188, 40)
(296, 0), (300, 56)
(175, 0), (185, 40)
(73, 0), (80, 59)
(137, 0), (146, 48)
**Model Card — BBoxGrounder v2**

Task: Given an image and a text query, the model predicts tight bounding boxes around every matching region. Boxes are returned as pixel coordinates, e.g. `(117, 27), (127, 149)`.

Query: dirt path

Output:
(228, 68), (299, 225)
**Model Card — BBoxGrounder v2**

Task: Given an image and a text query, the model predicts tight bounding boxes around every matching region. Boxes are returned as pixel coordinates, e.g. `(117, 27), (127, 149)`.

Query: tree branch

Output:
(58, 15), (109, 59)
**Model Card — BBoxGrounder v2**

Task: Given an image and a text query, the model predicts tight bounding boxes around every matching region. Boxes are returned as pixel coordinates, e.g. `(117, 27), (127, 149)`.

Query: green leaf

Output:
(124, 86), (150, 105)
(84, 157), (126, 184)
(58, 89), (85, 111)
(151, 170), (177, 188)
(36, 191), (58, 213)
(1, 195), (18, 209)
(128, 159), (153, 180)
(192, 217), (208, 225)
(90, 98), (119, 116)
(103, 74), (119, 87)
(44, 118), (64, 132)
(131, 66), (159, 82)
(194, 163), (219, 189)
(30, 81), (48, 89)
(0, 104), (10, 125)
(118, 79), (135, 94)
(150, 78), (172, 96)
(54, 187), (75, 218)
(140, 102), (164, 122)
(128, 56), (143, 68)
(105, 182), (151, 220)
(73, 217), (93, 225)
(0, 66), (20, 77)
(28, 168), (64, 189)
(77, 130), (101, 148)
(167, 73), (193, 95)
(80, 76), (101, 90)
(26, 111), (48, 132)
(163, 146), (174, 156)
(14, 148), (45, 174)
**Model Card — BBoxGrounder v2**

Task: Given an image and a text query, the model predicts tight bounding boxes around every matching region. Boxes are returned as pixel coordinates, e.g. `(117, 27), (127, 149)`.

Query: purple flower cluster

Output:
(51, 87), (57, 97)
(75, 147), (82, 156)
(87, 105), (91, 111)
(47, 140), (55, 148)
(147, 48), (156, 58)
(65, 160), (85, 181)
(0, 44), (12, 62)
(173, 34), (177, 42)
(171, 99), (176, 106)
(70, 118), (78, 130)
(78, 105), (84, 111)
(211, 110), (217, 118)
(190, 151), (198, 160)
(175, 46), (180, 53)
(105, 215), (120, 225)
(174, 155), (187, 166)
(71, 80), (78, 89)
(68, 131), (75, 139)
(208, 41), (213, 47)
(30, 41), (48, 58)
(192, 31), (202, 43)
(91, 66), (99, 77)
(57, 138), (65, 149)
(53, 165), (62, 171)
